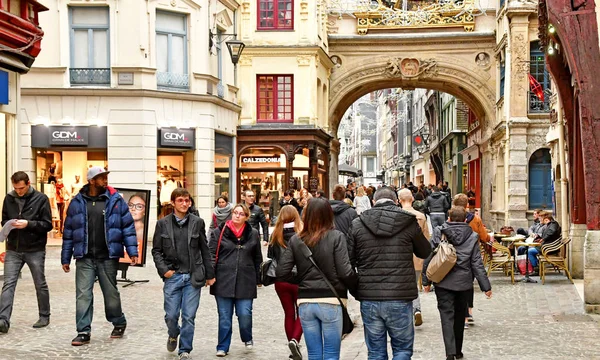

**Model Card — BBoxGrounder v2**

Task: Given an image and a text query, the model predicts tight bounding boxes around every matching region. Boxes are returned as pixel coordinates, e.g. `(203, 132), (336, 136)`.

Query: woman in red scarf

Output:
(210, 203), (263, 357)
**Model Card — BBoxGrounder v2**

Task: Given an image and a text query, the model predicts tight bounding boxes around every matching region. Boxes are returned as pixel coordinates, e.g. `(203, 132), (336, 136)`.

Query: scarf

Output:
(213, 202), (233, 223)
(225, 220), (246, 238)
(174, 213), (189, 226)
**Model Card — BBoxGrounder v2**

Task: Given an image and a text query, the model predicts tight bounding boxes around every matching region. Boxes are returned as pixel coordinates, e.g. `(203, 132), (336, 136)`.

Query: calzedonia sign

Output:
(49, 126), (88, 146)
(159, 128), (195, 149)
(241, 156), (281, 164)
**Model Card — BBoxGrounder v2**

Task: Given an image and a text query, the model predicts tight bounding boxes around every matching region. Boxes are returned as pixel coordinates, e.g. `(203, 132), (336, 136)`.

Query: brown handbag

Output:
(426, 234), (457, 283)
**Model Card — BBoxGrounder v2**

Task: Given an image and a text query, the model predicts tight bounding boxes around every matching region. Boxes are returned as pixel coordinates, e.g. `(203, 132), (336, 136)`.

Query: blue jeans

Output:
(0, 250), (50, 326)
(299, 303), (343, 360)
(75, 258), (126, 334)
(215, 296), (253, 352)
(361, 300), (414, 360)
(164, 273), (201, 355)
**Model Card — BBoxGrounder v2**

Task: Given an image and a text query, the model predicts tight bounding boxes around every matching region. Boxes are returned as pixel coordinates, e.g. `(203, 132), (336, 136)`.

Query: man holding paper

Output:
(0, 171), (53, 334)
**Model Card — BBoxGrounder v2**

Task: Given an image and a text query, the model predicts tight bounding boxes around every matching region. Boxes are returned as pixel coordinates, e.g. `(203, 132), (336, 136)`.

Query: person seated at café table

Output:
(516, 209), (546, 238)
(517, 212), (561, 276)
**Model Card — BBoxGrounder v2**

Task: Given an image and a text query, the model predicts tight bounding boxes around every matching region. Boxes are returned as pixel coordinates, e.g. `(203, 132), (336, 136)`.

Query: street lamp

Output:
(226, 39), (245, 66)
(209, 30), (246, 84)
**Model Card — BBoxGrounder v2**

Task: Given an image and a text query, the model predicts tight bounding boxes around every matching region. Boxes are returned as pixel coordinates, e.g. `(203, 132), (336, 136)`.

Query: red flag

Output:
(528, 74), (545, 102)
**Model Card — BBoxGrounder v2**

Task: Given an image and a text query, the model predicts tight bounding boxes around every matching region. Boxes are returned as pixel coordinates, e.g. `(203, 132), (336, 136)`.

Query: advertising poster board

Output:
(115, 188), (151, 266)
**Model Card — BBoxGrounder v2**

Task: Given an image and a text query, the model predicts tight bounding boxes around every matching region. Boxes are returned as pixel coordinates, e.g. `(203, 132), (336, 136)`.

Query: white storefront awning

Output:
(460, 144), (480, 163)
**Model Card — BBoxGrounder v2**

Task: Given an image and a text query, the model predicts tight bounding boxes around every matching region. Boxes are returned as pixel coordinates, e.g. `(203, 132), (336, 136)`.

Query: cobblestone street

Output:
(1, 247), (600, 360)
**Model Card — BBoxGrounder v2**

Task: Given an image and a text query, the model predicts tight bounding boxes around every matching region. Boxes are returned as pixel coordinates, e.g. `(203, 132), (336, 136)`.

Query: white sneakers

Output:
(216, 350), (227, 357)
(245, 341), (254, 350)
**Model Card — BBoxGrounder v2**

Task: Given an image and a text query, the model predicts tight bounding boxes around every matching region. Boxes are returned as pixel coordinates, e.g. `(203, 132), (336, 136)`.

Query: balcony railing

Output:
(70, 68), (110, 85)
(528, 91), (550, 113)
(157, 72), (189, 92)
(354, 0), (477, 34)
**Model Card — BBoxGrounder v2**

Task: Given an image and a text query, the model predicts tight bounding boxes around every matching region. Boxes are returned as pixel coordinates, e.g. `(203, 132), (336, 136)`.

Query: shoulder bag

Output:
(260, 255), (277, 287)
(426, 234), (457, 283)
(214, 227), (226, 266)
(298, 241), (354, 336)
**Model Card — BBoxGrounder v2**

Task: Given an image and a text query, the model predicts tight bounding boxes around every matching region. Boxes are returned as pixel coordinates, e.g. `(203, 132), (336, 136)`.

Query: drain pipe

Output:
(556, 92), (569, 241)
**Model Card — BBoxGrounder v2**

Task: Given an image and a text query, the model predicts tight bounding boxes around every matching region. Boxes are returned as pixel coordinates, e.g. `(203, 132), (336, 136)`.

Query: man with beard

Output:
(61, 166), (138, 346)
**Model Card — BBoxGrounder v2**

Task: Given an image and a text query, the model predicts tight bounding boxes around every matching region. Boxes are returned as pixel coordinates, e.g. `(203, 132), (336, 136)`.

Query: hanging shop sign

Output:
(158, 128), (195, 149)
(31, 125), (107, 148)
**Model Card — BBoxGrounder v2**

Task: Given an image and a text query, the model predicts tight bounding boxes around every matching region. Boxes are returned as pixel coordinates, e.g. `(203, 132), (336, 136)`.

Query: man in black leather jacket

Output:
(244, 190), (269, 244)
(348, 186), (431, 359)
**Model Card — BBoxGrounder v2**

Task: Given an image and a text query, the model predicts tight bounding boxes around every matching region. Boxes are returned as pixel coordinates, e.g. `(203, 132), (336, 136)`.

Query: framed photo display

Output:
(115, 188), (151, 267)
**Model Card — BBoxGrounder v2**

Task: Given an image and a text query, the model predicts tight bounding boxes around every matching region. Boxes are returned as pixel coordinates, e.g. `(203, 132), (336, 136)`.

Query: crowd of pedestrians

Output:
(1, 168), (501, 360)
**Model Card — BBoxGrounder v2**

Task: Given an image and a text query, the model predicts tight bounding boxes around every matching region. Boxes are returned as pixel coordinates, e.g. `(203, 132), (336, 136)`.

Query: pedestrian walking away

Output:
(0, 171), (53, 334)
(422, 206), (492, 360)
(61, 166), (139, 346)
(152, 187), (215, 360)
(425, 186), (450, 229)
(349, 187), (431, 360)
(210, 203), (263, 357)
(398, 188), (432, 328)
(244, 190), (269, 245)
(277, 197), (358, 360)
(329, 184), (358, 239)
(268, 205), (304, 360)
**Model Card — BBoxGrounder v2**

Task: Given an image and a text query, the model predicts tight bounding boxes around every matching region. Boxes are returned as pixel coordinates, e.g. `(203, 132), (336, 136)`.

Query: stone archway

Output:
(327, 33), (497, 188)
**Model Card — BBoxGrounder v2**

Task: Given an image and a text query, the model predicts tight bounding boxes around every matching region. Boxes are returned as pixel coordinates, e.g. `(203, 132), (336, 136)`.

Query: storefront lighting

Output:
(548, 24), (555, 34)
(548, 43), (555, 55)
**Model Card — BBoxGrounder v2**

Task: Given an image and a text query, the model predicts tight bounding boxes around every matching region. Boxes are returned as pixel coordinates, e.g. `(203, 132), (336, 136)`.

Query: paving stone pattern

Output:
(1, 248), (600, 360)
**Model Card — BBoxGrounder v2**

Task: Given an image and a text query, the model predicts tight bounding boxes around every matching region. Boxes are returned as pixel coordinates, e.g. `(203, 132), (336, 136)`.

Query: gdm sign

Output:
(49, 126), (88, 145)
(159, 128), (195, 149)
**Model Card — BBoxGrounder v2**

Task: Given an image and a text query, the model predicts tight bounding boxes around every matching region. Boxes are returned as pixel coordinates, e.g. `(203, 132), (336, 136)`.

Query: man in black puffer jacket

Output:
(425, 186), (450, 228)
(330, 184), (357, 239)
(244, 190), (269, 244)
(348, 186), (431, 359)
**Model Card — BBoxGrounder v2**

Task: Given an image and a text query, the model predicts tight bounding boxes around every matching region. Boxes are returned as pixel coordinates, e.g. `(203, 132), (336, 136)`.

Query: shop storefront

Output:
(237, 126), (332, 220)
(156, 127), (195, 219)
(31, 125), (108, 239)
(460, 144), (481, 209)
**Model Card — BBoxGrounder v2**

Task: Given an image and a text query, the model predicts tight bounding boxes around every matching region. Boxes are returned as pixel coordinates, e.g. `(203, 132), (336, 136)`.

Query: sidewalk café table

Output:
(494, 233), (509, 242)
(501, 236), (525, 269)
(514, 241), (542, 283)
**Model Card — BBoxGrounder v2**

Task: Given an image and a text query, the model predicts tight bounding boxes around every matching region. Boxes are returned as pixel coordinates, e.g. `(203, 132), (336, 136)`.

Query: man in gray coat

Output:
(422, 206), (492, 360)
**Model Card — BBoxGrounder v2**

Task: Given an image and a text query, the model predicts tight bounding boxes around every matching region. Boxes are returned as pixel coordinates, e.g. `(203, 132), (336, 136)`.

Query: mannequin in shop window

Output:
(55, 178), (68, 234)
(71, 175), (83, 195)
(47, 163), (57, 184)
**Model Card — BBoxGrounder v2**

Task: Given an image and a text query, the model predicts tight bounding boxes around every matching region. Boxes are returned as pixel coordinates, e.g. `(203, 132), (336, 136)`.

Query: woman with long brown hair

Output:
(277, 198), (357, 360)
(267, 205), (304, 360)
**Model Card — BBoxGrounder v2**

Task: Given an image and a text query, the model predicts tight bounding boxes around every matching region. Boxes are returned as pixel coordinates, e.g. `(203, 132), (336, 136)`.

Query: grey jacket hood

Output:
(359, 203), (417, 237)
(429, 192), (443, 199)
(330, 200), (352, 215)
(439, 222), (474, 246)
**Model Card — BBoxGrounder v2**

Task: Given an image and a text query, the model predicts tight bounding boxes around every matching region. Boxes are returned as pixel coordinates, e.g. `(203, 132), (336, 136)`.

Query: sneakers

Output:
(33, 317), (50, 328)
(245, 340), (254, 350)
(0, 320), (9, 334)
(288, 339), (302, 360)
(464, 322), (469, 329)
(414, 311), (423, 327)
(178, 353), (191, 359)
(466, 315), (474, 323)
(71, 333), (91, 346)
(110, 325), (127, 338)
(167, 335), (178, 352)
(216, 350), (228, 357)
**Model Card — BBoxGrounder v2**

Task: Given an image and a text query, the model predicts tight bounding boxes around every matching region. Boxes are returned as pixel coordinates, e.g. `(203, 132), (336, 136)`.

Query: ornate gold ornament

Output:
(384, 57), (438, 78)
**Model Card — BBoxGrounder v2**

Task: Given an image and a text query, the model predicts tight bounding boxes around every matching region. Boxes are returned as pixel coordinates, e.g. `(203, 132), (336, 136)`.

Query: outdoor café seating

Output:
(539, 237), (574, 285)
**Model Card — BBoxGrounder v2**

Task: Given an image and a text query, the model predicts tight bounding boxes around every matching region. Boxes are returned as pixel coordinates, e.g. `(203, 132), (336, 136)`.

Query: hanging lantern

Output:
(528, 74), (544, 102)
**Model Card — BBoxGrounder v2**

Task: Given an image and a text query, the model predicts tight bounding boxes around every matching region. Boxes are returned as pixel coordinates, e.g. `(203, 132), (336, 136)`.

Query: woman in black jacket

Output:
(268, 205), (304, 360)
(210, 203), (263, 357)
(277, 197), (357, 360)
(422, 206), (492, 360)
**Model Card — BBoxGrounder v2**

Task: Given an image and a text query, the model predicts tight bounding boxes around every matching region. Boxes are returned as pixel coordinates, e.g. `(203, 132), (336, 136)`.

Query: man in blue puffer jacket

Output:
(61, 166), (138, 347)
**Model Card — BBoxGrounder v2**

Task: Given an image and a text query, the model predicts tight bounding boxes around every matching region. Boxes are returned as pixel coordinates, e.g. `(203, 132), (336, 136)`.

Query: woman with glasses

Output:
(126, 193), (146, 265)
(277, 197), (357, 360)
(210, 203), (263, 357)
(268, 205), (304, 360)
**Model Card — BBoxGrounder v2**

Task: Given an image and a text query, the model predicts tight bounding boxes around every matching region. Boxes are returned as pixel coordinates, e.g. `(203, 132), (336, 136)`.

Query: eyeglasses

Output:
(175, 198), (191, 204)
(128, 203), (145, 211)
(232, 211), (247, 217)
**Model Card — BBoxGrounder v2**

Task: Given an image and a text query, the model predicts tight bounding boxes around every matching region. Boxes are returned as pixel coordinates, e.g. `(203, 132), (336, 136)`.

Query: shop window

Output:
(366, 157), (375, 173)
(156, 11), (189, 91)
(529, 41), (551, 113)
(258, 0), (293, 30)
(257, 75), (293, 123)
(69, 7), (110, 85)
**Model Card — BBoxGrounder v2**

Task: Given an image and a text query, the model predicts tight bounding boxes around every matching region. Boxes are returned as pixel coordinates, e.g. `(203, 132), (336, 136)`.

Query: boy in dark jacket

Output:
(330, 184), (358, 239)
(0, 171), (52, 333)
(423, 206), (492, 360)
(61, 167), (138, 346)
(152, 188), (215, 359)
